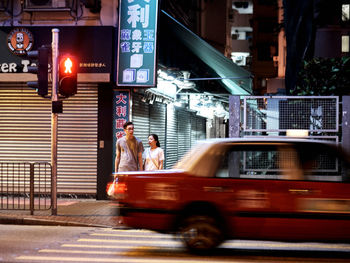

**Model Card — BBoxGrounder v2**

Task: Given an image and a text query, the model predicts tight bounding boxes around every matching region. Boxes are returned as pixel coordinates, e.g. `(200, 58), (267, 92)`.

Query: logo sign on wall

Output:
(117, 0), (159, 87)
(7, 28), (34, 55)
(112, 90), (130, 171)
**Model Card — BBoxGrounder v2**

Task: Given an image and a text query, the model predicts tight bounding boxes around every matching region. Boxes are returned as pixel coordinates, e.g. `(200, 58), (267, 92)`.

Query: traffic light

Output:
(27, 46), (49, 97)
(59, 55), (78, 97)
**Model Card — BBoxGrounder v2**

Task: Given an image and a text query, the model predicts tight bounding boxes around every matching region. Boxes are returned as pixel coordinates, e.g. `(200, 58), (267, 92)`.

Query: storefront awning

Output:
(161, 10), (252, 96)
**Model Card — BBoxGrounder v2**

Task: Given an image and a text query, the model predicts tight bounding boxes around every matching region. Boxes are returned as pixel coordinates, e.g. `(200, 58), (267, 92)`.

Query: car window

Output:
(214, 143), (350, 182)
(191, 144), (228, 177)
(215, 144), (300, 180)
(296, 143), (350, 182)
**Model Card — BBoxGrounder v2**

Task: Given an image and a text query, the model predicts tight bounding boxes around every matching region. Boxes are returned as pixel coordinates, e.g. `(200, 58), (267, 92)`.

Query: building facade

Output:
(0, 0), (250, 198)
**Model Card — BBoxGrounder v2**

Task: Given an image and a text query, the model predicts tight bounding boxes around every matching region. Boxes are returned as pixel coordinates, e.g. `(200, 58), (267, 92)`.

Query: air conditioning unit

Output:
(232, 1), (252, 14)
(231, 52), (249, 66)
(24, 0), (71, 11)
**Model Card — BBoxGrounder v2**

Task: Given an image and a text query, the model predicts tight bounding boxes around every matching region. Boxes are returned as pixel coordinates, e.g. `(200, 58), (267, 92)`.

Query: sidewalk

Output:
(0, 198), (123, 228)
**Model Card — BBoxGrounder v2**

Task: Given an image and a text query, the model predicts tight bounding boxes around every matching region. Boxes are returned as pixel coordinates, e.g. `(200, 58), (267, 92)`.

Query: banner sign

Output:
(117, 0), (159, 86)
(112, 89), (130, 171)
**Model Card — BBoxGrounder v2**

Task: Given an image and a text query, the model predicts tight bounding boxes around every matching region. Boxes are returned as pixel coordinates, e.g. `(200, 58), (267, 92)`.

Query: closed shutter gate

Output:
(58, 83), (98, 194)
(150, 101), (166, 159)
(197, 117), (206, 140)
(191, 114), (206, 146)
(165, 104), (178, 168)
(0, 83), (98, 194)
(132, 94), (150, 145)
(177, 108), (191, 161)
(132, 94), (167, 166)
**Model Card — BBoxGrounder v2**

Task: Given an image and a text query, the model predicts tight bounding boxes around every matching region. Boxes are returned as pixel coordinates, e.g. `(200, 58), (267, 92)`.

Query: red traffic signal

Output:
(59, 55), (78, 97)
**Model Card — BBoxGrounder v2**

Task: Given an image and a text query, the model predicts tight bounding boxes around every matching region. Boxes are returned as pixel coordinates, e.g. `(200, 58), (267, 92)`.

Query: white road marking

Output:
(78, 238), (180, 245)
(61, 244), (153, 249)
(15, 228), (350, 263)
(16, 255), (249, 263)
(91, 233), (174, 238)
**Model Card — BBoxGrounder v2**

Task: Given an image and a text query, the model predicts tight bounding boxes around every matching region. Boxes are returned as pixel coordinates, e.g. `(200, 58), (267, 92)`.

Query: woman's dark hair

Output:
(149, 134), (160, 147)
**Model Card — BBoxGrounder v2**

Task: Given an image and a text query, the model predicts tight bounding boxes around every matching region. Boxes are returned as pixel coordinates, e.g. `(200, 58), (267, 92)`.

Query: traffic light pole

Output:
(51, 28), (59, 216)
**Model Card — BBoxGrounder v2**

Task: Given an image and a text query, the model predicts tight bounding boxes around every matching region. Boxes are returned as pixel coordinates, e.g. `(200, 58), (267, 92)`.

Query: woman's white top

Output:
(143, 147), (164, 171)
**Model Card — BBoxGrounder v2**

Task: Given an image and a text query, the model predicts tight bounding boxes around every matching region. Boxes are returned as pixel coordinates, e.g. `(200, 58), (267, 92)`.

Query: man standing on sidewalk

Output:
(115, 121), (144, 172)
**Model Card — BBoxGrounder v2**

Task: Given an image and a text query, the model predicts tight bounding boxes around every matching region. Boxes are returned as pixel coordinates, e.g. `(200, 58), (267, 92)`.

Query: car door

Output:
(212, 143), (294, 240)
(217, 142), (350, 242)
(275, 142), (350, 241)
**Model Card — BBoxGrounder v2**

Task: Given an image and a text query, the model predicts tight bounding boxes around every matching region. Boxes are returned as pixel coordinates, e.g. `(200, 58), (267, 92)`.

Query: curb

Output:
(0, 216), (96, 227)
(0, 215), (127, 228)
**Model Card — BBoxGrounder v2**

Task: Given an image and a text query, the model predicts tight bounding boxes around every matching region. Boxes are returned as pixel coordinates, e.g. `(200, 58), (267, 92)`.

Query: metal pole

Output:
(51, 28), (59, 215)
(29, 163), (34, 215)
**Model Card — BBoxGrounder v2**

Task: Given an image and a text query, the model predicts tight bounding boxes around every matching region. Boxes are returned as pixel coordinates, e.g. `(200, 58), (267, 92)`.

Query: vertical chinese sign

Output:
(117, 0), (159, 86)
(112, 90), (130, 172)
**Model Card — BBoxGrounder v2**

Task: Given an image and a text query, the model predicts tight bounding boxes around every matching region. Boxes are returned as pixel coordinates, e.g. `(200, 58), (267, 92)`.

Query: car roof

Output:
(196, 137), (336, 145)
(173, 137), (339, 173)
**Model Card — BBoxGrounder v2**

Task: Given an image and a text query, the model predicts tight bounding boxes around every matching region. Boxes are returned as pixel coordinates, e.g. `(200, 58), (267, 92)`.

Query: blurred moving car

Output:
(108, 138), (350, 252)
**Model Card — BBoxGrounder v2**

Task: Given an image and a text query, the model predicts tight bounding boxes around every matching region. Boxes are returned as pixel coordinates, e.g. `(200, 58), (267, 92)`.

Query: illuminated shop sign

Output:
(112, 90), (130, 171)
(117, 0), (159, 86)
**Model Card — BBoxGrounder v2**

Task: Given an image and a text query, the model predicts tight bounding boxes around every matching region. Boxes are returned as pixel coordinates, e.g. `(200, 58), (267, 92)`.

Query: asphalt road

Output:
(1, 224), (350, 263)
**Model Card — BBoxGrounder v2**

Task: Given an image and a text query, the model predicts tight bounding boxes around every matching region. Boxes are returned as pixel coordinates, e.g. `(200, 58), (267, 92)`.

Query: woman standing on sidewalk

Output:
(143, 134), (164, 171)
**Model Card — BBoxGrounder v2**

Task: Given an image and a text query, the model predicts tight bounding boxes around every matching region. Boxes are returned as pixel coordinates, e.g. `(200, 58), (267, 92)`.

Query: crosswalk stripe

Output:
(65, 240), (350, 251)
(61, 244), (148, 249)
(78, 238), (181, 245)
(91, 233), (174, 239)
(222, 241), (350, 250)
(16, 256), (248, 263)
(80, 237), (350, 251)
(61, 244), (181, 251)
(98, 230), (350, 250)
(39, 249), (118, 255)
(39, 248), (182, 257)
(15, 228), (350, 263)
(102, 229), (152, 233)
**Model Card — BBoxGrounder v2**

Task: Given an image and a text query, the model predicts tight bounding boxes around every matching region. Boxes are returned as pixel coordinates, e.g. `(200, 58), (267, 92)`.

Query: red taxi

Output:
(109, 138), (350, 252)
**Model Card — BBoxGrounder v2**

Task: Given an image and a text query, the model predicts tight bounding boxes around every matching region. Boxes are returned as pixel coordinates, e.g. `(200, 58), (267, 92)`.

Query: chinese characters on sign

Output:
(113, 90), (130, 171)
(113, 90), (130, 139)
(117, 0), (159, 86)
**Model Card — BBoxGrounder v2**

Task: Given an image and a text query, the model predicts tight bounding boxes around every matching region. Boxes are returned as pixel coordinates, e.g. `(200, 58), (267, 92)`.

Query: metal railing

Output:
(0, 162), (52, 215)
(243, 96), (339, 133)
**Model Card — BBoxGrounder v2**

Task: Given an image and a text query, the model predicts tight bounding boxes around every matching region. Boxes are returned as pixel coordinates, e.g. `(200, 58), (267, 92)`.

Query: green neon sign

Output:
(117, 0), (159, 86)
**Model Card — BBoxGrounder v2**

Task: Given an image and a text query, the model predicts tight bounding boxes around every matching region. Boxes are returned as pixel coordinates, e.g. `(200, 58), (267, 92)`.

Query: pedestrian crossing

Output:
(14, 228), (350, 262)
(14, 228), (191, 263)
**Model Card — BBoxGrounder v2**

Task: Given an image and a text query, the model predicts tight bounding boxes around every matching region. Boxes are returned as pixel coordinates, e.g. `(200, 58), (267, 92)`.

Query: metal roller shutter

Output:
(177, 108), (191, 161)
(191, 114), (206, 146)
(150, 101), (166, 153)
(132, 94), (167, 166)
(130, 95), (207, 169)
(132, 93), (150, 145)
(0, 83), (98, 194)
(0, 84), (51, 162)
(57, 84), (98, 194)
(196, 116), (207, 141)
(165, 104), (178, 168)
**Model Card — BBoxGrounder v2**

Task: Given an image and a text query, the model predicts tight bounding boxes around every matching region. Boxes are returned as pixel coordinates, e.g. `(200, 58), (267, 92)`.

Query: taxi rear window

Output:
(214, 143), (350, 182)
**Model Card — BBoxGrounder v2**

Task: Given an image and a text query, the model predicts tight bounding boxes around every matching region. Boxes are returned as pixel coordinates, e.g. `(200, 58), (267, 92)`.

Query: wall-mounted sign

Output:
(7, 28), (34, 55)
(0, 26), (113, 75)
(112, 90), (130, 171)
(117, 0), (159, 87)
